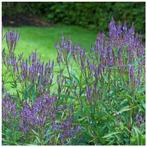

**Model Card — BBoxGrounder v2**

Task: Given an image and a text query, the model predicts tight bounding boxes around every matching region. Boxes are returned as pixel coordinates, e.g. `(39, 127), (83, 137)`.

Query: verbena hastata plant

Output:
(2, 19), (145, 145)
(2, 32), (80, 145)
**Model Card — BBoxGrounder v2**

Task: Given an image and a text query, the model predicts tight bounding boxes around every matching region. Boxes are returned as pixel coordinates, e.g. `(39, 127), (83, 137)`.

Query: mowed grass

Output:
(3, 24), (97, 61)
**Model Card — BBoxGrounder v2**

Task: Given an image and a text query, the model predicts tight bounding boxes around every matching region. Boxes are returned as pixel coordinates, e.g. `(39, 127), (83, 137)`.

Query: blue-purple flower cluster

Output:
(59, 116), (81, 141)
(56, 19), (145, 103)
(3, 50), (54, 94)
(5, 31), (20, 56)
(2, 91), (80, 143)
(20, 95), (56, 132)
(2, 95), (17, 123)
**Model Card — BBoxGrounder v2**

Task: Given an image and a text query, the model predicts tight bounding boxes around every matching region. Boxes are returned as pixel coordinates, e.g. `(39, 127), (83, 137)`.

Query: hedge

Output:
(2, 2), (145, 35)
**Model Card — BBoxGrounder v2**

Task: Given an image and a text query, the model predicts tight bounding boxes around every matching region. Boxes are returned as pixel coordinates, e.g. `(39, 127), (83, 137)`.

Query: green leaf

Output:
(102, 132), (120, 139)
(116, 105), (136, 115)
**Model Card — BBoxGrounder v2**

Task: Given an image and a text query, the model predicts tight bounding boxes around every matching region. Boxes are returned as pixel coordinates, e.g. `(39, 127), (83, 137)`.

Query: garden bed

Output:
(2, 19), (145, 145)
(2, 15), (52, 27)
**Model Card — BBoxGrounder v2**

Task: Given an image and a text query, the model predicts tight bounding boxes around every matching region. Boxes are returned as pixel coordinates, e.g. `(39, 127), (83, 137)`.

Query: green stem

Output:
(65, 57), (71, 80)
(79, 72), (83, 112)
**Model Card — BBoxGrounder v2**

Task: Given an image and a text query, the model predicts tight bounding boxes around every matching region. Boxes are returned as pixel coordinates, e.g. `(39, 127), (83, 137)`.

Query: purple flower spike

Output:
(6, 31), (20, 55)
(106, 47), (114, 66)
(137, 67), (142, 85)
(118, 48), (123, 66)
(95, 32), (104, 54)
(86, 58), (90, 66)
(86, 86), (92, 103)
(21, 61), (28, 80)
(2, 97), (17, 122)
(129, 65), (135, 82)
(109, 18), (117, 38)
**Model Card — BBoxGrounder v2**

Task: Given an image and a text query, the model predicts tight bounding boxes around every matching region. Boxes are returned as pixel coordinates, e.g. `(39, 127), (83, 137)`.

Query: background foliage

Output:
(2, 2), (145, 35)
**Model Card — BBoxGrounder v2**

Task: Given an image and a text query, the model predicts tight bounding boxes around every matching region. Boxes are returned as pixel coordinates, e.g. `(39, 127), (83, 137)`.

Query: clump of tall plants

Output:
(2, 19), (145, 145)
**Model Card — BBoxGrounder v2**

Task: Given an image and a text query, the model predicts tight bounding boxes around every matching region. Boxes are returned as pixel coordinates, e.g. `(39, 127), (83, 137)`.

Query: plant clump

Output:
(2, 19), (145, 145)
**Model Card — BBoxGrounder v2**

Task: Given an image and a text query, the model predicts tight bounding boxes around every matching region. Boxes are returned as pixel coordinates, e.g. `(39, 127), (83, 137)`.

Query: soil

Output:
(2, 15), (53, 27)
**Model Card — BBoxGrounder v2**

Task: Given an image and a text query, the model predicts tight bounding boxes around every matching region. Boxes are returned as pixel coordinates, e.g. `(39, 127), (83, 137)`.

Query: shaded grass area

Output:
(3, 24), (97, 61)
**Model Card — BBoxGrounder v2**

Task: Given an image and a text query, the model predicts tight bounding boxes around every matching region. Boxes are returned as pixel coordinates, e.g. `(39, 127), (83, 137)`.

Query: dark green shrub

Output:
(2, 2), (145, 35)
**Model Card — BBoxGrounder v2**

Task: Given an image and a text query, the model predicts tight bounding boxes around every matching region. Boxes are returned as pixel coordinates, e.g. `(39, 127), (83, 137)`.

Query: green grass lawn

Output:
(3, 24), (97, 61)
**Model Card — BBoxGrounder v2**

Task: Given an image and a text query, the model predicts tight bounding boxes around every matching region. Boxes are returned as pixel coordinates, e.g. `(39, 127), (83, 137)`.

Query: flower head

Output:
(6, 31), (19, 55)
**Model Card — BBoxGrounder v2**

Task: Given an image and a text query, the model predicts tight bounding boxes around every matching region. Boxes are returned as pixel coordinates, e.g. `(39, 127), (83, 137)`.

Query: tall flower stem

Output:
(65, 57), (71, 80)
(78, 72), (83, 113)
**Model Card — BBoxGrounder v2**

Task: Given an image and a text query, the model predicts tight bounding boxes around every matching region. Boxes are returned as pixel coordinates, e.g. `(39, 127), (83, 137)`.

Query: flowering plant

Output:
(2, 19), (145, 145)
